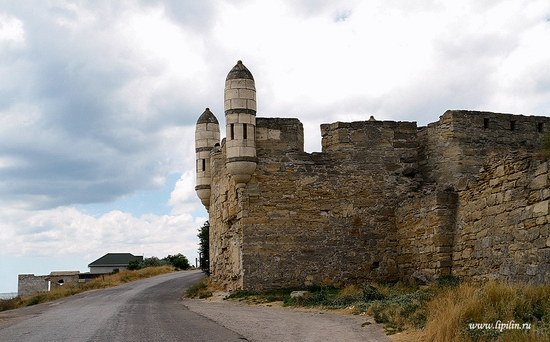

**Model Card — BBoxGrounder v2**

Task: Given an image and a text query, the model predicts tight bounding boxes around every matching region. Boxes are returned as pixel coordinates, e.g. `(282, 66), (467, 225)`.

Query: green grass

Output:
(184, 277), (212, 299)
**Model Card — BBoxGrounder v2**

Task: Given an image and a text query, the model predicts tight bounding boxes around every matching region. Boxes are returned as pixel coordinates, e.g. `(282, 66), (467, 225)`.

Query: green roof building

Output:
(88, 253), (143, 274)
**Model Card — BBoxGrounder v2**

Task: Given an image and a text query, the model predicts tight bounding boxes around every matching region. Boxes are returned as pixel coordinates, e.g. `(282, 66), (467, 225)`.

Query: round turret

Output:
(195, 108), (220, 209)
(224, 60), (257, 186)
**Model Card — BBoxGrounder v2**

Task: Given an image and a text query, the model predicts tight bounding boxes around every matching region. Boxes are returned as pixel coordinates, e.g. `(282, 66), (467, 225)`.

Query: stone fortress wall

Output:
(196, 61), (550, 292)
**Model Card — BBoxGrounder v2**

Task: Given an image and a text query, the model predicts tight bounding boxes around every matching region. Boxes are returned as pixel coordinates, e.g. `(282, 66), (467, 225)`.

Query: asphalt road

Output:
(0, 270), (247, 342)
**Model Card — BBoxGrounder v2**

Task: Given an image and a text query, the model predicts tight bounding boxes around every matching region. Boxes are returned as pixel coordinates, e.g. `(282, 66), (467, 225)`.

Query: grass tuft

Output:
(184, 278), (212, 299)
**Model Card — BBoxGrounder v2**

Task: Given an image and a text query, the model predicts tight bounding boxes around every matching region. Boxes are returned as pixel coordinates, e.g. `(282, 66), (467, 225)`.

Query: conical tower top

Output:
(197, 108), (219, 125)
(226, 60), (254, 81)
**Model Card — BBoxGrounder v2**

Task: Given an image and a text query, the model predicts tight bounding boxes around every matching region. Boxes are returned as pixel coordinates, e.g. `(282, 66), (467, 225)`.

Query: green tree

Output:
(163, 253), (190, 270)
(141, 256), (168, 268)
(127, 259), (141, 270)
(198, 221), (210, 274)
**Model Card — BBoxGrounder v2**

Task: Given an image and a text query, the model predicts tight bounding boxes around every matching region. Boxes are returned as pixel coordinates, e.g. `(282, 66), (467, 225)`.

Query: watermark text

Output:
(469, 320), (531, 332)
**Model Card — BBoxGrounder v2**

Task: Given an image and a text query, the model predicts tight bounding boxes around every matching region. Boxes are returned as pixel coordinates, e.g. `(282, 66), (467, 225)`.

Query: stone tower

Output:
(194, 108), (220, 209)
(224, 60), (257, 187)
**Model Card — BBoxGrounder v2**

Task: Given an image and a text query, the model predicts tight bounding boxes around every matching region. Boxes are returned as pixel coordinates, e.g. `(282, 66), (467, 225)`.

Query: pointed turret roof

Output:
(226, 60), (254, 81)
(197, 108), (219, 125)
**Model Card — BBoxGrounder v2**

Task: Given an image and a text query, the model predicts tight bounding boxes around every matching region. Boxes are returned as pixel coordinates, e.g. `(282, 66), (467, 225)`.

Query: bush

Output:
(127, 259), (140, 270)
(163, 254), (190, 270)
(198, 221), (210, 274)
(141, 256), (169, 268)
(128, 254), (190, 271)
(0, 297), (23, 311)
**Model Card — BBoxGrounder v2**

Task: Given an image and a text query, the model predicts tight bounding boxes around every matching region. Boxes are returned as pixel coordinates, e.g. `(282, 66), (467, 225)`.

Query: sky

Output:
(0, 0), (549, 293)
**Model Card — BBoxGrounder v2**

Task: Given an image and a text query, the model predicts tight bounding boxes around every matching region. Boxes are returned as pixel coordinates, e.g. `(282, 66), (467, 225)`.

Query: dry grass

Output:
(423, 281), (550, 342)
(213, 278), (549, 341)
(0, 266), (176, 311)
(184, 277), (212, 299)
(182, 277), (550, 342)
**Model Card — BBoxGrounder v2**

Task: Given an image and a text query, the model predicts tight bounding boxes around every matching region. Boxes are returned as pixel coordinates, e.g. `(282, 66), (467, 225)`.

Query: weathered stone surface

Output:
(202, 103), (550, 290)
(290, 291), (309, 298)
(452, 153), (550, 283)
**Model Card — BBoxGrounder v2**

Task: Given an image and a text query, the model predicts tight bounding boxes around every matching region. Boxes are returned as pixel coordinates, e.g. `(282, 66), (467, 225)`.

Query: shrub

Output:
(198, 221), (210, 274)
(127, 259), (140, 270)
(128, 254), (190, 270)
(163, 254), (190, 270)
(0, 297), (23, 311)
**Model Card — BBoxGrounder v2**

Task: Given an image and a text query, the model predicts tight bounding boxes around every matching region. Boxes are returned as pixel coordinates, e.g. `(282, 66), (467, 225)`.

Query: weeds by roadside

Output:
(0, 297), (23, 312)
(0, 266), (176, 312)
(424, 281), (550, 342)
(188, 277), (550, 342)
(184, 277), (212, 299)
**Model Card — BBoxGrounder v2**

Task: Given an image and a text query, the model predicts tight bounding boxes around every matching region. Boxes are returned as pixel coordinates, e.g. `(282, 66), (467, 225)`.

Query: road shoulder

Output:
(183, 297), (391, 342)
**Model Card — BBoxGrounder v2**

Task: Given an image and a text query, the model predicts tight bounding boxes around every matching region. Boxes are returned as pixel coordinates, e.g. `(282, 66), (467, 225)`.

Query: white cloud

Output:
(168, 171), (200, 215)
(0, 206), (200, 262)
(0, 13), (25, 46)
(0, 0), (549, 292)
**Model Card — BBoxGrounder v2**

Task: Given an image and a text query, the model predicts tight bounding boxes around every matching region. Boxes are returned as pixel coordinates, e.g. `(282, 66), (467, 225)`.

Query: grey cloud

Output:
(140, 0), (217, 32)
(0, 1), (210, 210)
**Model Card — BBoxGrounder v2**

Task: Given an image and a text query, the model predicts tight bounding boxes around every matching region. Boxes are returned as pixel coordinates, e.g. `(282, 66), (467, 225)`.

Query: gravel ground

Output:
(184, 297), (392, 342)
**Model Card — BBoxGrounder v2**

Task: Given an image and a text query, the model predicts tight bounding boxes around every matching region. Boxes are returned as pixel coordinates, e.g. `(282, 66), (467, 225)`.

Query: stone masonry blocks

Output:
(205, 110), (550, 291)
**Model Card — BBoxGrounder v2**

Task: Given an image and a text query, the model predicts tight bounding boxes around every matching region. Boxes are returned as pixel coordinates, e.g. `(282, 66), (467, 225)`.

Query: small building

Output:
(18, 271), (80, 298)
(88, 253), (143, 273)
(49, 271), (80, 290)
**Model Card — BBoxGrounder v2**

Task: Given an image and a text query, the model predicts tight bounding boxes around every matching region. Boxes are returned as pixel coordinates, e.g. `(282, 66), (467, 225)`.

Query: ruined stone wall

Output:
(452, 152), (550, 283)
(210, 118), (420, 291)
(419, 110), (550, 187)
(17, 272), (81, 297)
(18, 274), (48, 298)
(48, 272), (80, 291)
(208, 143), (244, 292)
(396, 188), (458, 280)
(207, 110), (550, 291)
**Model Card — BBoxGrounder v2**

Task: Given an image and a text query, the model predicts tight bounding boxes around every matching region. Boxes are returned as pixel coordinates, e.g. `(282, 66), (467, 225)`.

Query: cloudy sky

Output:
(1, 0), (549, 293)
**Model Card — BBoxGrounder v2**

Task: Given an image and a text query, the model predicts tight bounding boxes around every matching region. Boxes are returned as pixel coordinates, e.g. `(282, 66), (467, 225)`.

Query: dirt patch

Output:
(387, 328), (426, 342)
(184, 297), (391, 342)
